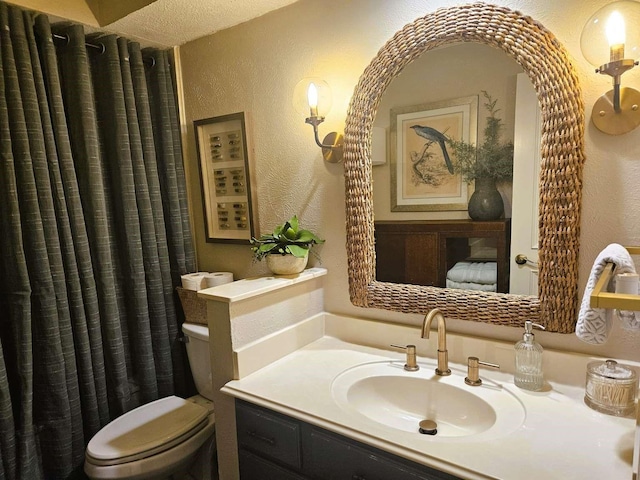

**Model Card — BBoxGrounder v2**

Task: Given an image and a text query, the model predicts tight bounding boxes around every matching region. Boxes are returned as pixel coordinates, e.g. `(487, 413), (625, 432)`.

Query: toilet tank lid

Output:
(182, 322), (209, 341)
(86, 395), (208, 462)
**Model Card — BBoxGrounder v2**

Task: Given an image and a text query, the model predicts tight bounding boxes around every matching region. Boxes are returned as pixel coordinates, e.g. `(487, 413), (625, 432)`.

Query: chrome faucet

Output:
(421, 309), (451, 376)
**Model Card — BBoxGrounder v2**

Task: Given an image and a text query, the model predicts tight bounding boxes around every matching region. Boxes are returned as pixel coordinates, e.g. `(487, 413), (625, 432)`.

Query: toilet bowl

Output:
(84, 323), (216, 479)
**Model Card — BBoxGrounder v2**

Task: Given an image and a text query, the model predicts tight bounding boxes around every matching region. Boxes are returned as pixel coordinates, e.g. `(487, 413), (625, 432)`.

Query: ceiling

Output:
(106, 0), (301, 47)
(18, 0), (301, 47)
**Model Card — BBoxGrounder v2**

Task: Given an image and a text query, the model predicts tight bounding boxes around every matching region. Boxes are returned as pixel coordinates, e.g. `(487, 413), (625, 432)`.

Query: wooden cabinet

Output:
(236, 399), (462, 480)
(236, 400), (302, 470)
(375, 220), (511, 293)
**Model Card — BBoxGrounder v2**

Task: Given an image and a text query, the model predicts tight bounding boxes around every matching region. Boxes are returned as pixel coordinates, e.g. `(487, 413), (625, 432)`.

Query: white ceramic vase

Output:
(266, 253), (308, 275)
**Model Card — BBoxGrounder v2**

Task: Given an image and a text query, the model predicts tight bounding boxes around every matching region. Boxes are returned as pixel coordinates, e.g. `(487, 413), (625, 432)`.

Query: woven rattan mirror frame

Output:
(343, 3), (585, 333)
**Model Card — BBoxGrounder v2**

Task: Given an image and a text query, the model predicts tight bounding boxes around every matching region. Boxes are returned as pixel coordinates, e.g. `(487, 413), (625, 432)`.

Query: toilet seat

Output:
(86, 395), (209, 466)
(84, 411), (215, 479)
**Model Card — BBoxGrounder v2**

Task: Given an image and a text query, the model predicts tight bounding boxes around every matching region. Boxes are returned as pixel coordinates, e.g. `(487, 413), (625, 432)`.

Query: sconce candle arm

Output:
(305, 115), (329, 148)
(596, 58), (639, 113)
(614, 79), (622, 114)
(305, 115), (344, 163)
(589, 57), (640, 134)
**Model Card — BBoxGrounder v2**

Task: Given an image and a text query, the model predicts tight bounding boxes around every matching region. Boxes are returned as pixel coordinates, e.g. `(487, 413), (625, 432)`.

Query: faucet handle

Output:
(390, 344), (420, 371)
(465, 356), (500, 386)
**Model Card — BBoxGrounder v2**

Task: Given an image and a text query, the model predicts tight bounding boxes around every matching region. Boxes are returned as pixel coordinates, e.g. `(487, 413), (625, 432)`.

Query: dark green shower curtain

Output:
(0, 3), (196, 478)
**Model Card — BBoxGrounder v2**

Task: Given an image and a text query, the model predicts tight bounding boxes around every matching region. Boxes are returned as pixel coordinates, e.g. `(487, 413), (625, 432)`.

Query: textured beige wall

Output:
(8, 0), (98, 25)
(8, 0), (156, 26)
(87, 0), (157, 26)
(180, 0), (640, 362)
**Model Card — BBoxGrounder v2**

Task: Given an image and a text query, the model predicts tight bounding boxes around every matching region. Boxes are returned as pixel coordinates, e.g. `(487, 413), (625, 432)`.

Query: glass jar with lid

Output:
(585, 359), (638, 417)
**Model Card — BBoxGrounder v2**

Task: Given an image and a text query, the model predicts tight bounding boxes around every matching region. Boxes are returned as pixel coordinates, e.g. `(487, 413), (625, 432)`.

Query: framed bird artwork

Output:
(389, 96), (478, 212)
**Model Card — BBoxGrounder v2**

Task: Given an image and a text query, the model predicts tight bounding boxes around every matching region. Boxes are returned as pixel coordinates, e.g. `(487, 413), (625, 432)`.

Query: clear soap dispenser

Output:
(514, 320), (545, 391)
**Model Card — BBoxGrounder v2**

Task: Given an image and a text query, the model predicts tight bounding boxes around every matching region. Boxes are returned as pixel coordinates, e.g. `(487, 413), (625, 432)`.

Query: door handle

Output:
(515, 254), (538, 267)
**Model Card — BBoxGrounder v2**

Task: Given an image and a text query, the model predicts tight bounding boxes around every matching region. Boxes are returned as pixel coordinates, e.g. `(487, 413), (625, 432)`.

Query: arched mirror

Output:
(343, 3), (585, 333)
(372, 43), (531, 296)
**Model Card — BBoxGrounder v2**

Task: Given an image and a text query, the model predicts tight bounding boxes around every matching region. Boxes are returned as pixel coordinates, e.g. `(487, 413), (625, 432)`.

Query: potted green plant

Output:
(250, 215), (324, 275)
(448, 91), (514, 220)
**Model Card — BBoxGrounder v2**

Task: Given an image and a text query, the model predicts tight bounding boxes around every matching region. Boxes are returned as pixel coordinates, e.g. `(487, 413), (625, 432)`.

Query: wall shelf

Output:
(589, 246), (640, 310)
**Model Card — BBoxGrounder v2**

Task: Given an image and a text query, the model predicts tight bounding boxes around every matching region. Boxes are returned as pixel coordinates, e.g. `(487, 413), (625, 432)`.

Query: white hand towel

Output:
(446, 262), (497, 285)
(576, 244), (636, 344)
(446, 279), (497, 292)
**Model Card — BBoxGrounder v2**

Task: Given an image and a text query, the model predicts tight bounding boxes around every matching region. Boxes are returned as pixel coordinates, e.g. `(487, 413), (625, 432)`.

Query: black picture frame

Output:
(194, 112), (258, 243)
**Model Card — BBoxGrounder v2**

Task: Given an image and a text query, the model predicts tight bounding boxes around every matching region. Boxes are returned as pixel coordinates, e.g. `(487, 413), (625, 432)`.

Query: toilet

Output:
(84, 322), (216, 480)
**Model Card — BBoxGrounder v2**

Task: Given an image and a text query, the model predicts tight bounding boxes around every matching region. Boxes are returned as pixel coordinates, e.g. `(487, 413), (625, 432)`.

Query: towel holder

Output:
(589, 246), (640, 310)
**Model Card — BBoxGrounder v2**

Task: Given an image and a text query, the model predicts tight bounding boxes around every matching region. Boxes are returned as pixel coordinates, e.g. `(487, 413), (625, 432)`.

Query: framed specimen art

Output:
(194, 112), (257, 243)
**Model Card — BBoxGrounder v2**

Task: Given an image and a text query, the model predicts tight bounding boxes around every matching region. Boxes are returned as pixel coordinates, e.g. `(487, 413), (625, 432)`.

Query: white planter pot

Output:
(266, 253), (308, 275)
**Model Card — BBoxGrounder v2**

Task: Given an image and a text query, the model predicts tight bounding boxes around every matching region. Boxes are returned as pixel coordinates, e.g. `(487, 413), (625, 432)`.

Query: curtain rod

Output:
(52, 33), (104, 52)
(52, 33), (156, 66)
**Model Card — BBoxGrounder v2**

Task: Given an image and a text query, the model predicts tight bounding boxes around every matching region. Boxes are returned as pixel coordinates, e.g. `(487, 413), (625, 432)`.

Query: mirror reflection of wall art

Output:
(390, 96), (477, 212)
(194, 112), (257, 243)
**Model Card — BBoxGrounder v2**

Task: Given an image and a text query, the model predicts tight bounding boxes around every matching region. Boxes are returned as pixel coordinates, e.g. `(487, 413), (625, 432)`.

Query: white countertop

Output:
(222, 316), (636, 480)
(198, 267), (326, 303)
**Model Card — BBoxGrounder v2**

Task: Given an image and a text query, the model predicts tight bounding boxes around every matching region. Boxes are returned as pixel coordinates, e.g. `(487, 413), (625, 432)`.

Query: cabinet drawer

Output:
(306, 428), (461, 480)
(236, 401), (302, 469)
(239, 449), (308, 480)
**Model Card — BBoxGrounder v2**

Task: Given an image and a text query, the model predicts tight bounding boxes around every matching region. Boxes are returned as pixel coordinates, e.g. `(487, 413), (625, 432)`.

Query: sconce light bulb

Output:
(607, 10), (626, 61)
(606, 11), (626, 46)
(581, 1), (640, 67)
(308, 83), (319, 117)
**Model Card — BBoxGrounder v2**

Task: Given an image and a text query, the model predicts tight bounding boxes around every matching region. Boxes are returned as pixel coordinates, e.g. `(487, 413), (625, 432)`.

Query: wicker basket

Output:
(176, 287), (207, 325)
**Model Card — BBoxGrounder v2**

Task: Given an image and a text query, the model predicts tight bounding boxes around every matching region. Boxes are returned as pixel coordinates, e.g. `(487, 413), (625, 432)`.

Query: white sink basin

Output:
(331, 361), (525, 442)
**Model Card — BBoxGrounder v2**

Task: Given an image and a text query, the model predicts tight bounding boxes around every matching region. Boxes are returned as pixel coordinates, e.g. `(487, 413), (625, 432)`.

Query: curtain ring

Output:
(52, 33), (70, 46)
(87, 42), (106, 54)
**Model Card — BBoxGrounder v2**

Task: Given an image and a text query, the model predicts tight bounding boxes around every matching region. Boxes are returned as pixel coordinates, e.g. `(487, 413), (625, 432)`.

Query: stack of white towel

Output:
(446, 261), (497, 292)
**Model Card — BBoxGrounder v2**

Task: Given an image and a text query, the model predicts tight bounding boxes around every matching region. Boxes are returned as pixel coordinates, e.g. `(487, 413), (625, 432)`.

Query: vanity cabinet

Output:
(374, 219), (511, 293)
(236, 399), (462, 480)
(236, 400), (302, 472)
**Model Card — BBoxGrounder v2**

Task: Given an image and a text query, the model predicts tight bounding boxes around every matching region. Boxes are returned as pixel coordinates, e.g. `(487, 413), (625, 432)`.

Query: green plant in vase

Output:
(250, 216), (324, 274)
(448, 91), (514, 220)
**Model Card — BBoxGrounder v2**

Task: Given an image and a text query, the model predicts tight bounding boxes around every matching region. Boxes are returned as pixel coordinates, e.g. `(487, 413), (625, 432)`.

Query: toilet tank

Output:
(181, 323), (214, 400)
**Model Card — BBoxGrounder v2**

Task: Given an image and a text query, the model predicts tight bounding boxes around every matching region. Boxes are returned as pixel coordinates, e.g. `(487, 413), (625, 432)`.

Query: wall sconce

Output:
(293, 78), (343, 163)
(581, 1), (640, 135)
